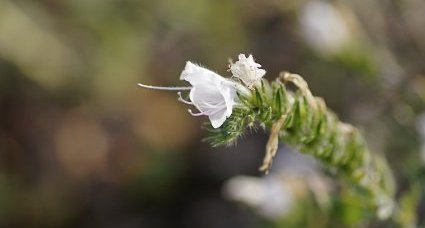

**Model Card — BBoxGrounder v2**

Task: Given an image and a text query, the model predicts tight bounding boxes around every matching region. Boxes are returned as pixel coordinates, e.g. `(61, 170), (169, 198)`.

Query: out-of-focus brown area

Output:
(0, 0), (424, 227)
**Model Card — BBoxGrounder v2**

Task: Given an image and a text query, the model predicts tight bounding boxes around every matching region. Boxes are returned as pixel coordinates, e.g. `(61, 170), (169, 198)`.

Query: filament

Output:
(177, 92), (193, 105)
(188, 109), (204, 116)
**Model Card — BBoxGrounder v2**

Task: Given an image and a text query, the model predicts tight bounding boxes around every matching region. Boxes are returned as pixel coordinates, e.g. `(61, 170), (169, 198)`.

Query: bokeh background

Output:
(0, 0), (424, 227)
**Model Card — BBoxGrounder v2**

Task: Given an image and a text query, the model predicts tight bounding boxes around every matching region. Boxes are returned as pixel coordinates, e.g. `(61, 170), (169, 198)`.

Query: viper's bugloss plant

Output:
(138, 54), (396, 220)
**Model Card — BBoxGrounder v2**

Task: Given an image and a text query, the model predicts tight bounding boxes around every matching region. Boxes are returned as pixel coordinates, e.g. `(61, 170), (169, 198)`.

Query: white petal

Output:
(190, 86), (225, 112)
(180, 61), (225, 86)
(209, 110), (228, 128)
(257, 69), (266, 77)
(219, 82), (238, 117)
(238, 54), (247, 60)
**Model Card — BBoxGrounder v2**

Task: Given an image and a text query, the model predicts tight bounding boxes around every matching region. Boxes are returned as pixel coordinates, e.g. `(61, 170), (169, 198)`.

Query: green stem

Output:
(204, 72), (396, 219)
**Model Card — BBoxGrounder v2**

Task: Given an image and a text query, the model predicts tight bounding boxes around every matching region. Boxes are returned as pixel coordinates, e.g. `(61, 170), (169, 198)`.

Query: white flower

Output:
(138, 60), (242, 128)
(179, 61), (238, 128)
(229, 54), (266, 88)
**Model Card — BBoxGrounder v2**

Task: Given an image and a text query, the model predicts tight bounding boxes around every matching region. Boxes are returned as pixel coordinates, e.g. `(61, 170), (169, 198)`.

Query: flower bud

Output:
(230, 54), (266, 88)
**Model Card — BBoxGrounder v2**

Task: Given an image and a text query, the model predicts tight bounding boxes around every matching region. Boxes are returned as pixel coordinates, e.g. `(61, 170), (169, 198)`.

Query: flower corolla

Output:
(179, 61), (238, 128)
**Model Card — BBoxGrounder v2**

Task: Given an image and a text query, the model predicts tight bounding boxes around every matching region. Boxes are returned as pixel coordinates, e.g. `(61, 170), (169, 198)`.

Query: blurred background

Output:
(0, 0), (424, 227)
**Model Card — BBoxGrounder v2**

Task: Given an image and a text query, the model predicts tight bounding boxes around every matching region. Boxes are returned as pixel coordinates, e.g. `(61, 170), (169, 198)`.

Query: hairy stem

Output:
(204, 71), (396, 219)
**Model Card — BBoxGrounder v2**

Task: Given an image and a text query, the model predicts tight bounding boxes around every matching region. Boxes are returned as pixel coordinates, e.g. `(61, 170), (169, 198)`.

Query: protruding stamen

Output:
(138, 83), (192, 91)
(177, 92), (193, 105)
(188, 109), (204, 116)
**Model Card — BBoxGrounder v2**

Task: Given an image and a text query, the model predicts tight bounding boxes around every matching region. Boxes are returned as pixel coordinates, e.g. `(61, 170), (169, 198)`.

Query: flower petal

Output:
(208, 109), (228, 128)
(219, 82), (238, 117)
(180, 61), (224, 86)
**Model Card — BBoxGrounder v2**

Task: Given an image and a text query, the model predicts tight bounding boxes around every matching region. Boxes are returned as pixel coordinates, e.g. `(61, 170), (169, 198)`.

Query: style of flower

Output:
(229, 54), (266, 88)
